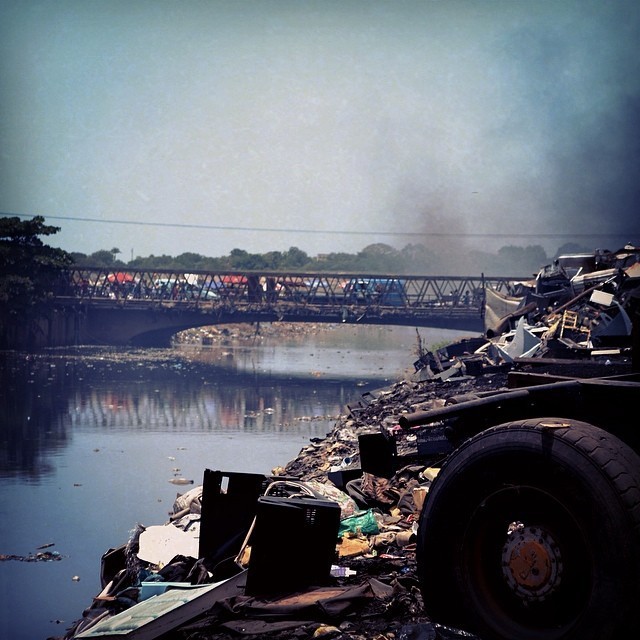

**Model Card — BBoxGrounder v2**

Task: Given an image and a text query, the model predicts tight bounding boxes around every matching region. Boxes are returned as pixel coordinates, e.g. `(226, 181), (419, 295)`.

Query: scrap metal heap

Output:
(412, 244), (640, 382)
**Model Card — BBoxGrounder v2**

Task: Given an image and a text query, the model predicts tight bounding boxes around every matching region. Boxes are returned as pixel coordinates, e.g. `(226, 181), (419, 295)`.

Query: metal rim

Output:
(461, 485), (591, 639)
(501, 521), (563, 602)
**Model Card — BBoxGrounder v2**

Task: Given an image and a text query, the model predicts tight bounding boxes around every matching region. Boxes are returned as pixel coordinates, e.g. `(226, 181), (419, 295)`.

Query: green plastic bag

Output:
(338, 509), (380, 536)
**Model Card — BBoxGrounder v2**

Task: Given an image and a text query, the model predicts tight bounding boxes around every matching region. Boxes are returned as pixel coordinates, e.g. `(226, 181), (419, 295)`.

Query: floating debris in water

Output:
(1, 550), (62, 562)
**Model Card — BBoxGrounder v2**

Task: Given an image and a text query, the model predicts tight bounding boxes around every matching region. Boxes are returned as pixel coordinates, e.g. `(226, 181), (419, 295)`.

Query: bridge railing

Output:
(57, 267), (523, 313)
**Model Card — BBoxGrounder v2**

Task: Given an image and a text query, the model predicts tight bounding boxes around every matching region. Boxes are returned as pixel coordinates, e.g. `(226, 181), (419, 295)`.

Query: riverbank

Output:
(60, 360), (506, 640)
(57, 328), (637, 639)
(187, 370), (509, 640)
(53, 304), (637, 638)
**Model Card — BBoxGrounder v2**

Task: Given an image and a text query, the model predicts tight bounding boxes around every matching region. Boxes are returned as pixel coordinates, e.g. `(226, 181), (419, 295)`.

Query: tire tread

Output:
(481, 419), (640, 534)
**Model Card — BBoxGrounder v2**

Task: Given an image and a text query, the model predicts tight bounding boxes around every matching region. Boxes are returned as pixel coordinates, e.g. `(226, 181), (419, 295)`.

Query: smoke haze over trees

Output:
(69, 240), (595, 278)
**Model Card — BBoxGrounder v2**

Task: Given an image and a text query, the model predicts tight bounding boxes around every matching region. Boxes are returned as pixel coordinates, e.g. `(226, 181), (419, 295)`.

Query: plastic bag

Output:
(338, 509), (380, 536)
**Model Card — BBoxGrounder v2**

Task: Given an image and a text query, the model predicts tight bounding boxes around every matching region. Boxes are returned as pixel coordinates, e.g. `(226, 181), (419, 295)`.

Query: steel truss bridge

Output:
(48, 268), (523, 347)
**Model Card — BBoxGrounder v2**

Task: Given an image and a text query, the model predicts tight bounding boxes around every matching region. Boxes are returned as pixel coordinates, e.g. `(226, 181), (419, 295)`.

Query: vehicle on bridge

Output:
(343, 277), (407, 306)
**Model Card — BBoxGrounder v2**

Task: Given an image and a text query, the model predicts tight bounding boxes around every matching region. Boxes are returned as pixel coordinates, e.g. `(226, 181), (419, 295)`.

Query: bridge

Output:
(43, 267), (523, 347)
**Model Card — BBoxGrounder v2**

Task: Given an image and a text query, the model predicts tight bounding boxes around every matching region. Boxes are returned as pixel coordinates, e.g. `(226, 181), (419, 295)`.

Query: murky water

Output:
(0, 324), (470, 640)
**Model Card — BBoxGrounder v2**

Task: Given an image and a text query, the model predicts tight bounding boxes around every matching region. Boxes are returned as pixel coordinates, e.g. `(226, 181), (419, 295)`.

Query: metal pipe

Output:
(397, 380), (581, 429)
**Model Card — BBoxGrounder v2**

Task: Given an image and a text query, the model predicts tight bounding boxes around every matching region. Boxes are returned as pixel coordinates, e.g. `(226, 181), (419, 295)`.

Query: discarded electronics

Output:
(359, 248), (640, 638)
(73, 574), (246, 639)
(245, 495), (340, 596)
(62, 244), (640, 640)
(64, 470), (342, 639)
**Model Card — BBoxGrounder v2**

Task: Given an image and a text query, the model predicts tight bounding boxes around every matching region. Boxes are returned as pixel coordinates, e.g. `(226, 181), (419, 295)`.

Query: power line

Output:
(1, 211), (633, 240)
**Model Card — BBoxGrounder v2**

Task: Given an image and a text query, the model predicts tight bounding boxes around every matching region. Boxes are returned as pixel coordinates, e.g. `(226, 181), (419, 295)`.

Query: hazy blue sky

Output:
(1, 0), (639, 260)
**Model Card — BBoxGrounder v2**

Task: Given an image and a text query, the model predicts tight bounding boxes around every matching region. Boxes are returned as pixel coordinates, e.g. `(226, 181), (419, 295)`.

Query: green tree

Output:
(69, 251), (89, 265)
(60, 240), (555, 277)
(173, 252), (206, 270)
(128, 254), (175, 269)
(86, 249), (123, 267)
(282, 246), (309, 269)
(399, 243), (438, 274)
(355, 243), (401, 272)
(262, 251), (284, 269)
(228, 248), (269, 270)
(0, 216), (73, 346)
(496, 245), (548, 276)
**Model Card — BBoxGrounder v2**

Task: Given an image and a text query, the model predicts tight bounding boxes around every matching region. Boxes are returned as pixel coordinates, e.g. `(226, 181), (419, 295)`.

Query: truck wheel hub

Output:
(501, 523), (562, 602)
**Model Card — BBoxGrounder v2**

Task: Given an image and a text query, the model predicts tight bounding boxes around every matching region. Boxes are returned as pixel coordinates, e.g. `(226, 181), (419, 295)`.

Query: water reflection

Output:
(68, 378), (349, 433)
(1, 353), (71, 480)
(0, 347), (370, 480)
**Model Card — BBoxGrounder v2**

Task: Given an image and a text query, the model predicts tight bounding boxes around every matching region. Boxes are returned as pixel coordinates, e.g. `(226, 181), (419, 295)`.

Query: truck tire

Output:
(417, 418), (640, 640)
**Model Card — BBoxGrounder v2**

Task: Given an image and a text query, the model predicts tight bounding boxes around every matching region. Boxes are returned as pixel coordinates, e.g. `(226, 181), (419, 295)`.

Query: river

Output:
(0, 324), (470, 640)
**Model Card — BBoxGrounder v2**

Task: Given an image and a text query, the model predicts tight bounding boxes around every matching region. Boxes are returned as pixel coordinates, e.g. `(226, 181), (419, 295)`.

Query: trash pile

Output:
(59, 371), (495, 640)
(56, 245), (639, 640)
(412, 244), (640, 382)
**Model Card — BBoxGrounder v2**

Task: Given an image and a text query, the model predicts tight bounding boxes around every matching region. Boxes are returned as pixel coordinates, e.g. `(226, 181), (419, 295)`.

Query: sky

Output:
(1, 0), (639, 262)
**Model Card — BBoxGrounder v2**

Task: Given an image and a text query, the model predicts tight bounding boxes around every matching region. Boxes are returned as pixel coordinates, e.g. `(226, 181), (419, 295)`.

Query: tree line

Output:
(70, 241), (589, 278)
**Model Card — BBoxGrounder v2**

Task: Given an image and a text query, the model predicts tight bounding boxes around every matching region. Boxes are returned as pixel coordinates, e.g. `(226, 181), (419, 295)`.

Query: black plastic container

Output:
(245, 496), (340, 595)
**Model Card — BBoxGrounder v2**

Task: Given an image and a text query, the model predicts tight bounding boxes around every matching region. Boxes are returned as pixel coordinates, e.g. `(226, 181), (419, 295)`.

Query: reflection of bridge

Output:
(45, 268), (522, 347)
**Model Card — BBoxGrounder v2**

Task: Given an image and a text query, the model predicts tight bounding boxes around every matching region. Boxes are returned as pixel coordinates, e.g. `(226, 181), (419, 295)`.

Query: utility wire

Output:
(1, 212), (632, 240)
